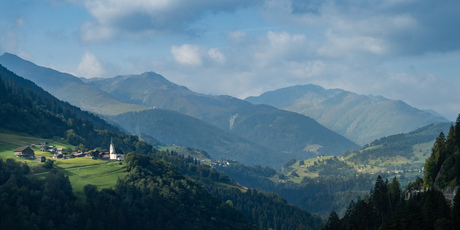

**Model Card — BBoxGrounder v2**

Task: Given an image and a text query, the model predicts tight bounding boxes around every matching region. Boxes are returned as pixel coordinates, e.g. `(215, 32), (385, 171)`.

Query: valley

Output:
(0, 55), (458, 229)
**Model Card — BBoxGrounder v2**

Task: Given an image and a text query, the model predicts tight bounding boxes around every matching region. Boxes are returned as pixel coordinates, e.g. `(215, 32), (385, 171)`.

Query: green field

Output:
(0, 130), (127, 201)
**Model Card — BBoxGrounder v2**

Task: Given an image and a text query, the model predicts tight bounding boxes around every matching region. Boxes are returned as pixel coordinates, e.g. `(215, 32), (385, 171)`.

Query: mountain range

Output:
(0, 63), (325, 230)
(0, 53), (359, 168)
(246, 84), (448, 145)
(85, 73), (360, 166)
(0, 53), (146, 115)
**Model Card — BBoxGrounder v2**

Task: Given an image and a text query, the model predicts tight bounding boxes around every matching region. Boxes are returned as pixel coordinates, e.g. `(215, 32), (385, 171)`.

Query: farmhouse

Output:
(14, 146), (35, 159)
(56, 148), (64, 154)
(35, 156), (46, 162)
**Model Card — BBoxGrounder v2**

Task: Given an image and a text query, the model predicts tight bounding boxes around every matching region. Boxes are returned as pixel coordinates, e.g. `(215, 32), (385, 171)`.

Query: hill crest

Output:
(246, 84), (448, 145)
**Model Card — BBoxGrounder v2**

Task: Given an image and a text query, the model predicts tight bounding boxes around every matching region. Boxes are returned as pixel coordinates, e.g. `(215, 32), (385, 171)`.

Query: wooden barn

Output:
(14, 146), (35, 159)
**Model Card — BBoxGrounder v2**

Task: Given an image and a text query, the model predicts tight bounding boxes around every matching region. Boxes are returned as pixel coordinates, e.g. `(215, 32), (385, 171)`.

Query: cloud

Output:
(208, 48), (226, 64)
(171, 44), (203, 66)
(78, 0), (263, 42)
(75, 51), (104, 78)
(261, 0), (460, 56)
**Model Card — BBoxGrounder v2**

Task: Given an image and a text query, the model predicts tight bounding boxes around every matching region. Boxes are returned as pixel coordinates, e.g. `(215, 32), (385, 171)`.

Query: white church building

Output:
(110, 140), (125, 161)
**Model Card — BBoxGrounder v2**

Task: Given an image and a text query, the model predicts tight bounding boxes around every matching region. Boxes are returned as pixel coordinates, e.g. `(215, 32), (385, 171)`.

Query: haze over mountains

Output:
(85, 73), (359, 163)
(0, 53), (359, 168)
(1, 52), (448, 168)
(246, 85), (448, 145)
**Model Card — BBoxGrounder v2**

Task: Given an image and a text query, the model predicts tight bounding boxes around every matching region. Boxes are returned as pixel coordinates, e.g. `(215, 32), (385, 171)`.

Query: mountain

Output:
(0, 63), (158, 154)
(344, 122), (452, 174)
(245, 84), (448, 145)
(0, 53), (359, 168)
(108, 109), (284, 168)
(86, 73), (360, 164)
(0, 64), (325, 230)
(0, 53), (147, 115)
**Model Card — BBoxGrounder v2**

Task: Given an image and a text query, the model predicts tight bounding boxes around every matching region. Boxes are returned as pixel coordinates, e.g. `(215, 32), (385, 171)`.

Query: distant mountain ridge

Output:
(0, 53), (147, 115)
(86, 73), (360, 166)
(108, 108), (284, 167)
(0, 53), (360, 168)
(246, 84), (448, 145)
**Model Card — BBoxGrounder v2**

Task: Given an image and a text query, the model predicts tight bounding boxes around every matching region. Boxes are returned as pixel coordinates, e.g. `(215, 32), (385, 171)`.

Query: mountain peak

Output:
(246, 84), (448, 145)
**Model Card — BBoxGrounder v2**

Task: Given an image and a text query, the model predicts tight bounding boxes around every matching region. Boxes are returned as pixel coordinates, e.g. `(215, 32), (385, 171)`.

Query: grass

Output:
(0, 130), (127, 201)
(60, 161), (126, 201)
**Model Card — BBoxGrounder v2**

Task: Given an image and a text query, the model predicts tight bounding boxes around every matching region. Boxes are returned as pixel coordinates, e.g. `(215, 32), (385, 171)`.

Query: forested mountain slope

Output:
(0, 64), (154, 153)
(109, 109), (283, 168)
(246, 84), (447, 145)
(323, 117), (460, 230)
(345, 122), (452, 171)
(424, 116), (460, 190)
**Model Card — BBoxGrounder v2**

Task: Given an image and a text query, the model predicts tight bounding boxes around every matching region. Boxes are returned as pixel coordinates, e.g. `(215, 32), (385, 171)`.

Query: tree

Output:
(44, 159), (54, 169)
(424, 132), (446, 188)
(323, 211), (340, 230)
(371, 175), (389, 222)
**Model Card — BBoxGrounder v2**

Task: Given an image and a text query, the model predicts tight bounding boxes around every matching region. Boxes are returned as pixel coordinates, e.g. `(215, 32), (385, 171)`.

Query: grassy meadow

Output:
(0, 130), (126, 201)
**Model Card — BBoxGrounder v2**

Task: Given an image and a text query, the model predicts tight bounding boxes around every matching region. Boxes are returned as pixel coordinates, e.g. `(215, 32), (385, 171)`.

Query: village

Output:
(13, 140), (126, 162)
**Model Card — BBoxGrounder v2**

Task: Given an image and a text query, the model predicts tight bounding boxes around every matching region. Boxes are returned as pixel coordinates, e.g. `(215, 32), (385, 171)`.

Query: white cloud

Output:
(75, 51), (104, 78)
(78, 0), (263, 42)
(208, 48), (226, 64)
(261, 0), (460, 56)
(171, 44), (203, 66)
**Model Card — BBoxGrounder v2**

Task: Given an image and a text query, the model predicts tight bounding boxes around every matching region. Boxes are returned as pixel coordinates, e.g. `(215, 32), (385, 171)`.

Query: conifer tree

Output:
(424, 132), (446, 187)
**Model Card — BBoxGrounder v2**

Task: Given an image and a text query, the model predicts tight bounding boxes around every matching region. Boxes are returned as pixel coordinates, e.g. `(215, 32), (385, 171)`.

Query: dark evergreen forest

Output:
(323, 116), (460, 230)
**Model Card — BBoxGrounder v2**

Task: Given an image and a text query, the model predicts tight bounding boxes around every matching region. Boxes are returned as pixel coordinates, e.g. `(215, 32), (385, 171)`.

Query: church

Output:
(109, 140), (125, 161)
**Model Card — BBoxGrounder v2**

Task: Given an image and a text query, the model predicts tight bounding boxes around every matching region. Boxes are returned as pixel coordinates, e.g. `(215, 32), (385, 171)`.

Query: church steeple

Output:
(110, 138), (116, 156)
(109, 138), (125, 161)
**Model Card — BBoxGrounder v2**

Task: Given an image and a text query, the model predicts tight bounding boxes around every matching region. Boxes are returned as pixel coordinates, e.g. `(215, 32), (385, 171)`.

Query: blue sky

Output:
(1, 0), (460, 120)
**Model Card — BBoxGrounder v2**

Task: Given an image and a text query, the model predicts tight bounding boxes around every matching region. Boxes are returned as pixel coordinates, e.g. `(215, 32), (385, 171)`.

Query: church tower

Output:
(109, 139), (117, 160)
(109, 138), (125, 161)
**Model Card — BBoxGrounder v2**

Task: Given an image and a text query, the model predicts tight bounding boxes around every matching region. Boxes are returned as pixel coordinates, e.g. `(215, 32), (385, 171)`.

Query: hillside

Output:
(246, 84), (448, 145)
(211, 122), (452, 218)
(86, 72), (360, 164)
(0, 64), (326, 229)
(1, 54), (359, 167)
(424, 116), (460, 190)
(0, 53), (147, 115)
(109, 109), (284, 168)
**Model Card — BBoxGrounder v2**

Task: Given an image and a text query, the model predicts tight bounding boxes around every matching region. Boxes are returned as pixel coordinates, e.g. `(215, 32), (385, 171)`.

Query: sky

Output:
(1, 0), (460, 120)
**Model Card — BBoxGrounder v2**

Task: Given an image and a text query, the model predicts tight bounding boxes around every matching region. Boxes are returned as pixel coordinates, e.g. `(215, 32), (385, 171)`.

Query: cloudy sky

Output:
(1, 0), (460, 120)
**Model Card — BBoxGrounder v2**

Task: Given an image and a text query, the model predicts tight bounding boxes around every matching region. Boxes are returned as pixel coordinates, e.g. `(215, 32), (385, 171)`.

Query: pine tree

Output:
(424, 132), (446, 188)
(323, 211), (340, 230)
(371, 175), (389, 222)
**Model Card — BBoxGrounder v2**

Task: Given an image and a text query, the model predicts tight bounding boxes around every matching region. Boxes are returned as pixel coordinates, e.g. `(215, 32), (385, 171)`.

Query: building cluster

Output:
(13, 140), (125, 162)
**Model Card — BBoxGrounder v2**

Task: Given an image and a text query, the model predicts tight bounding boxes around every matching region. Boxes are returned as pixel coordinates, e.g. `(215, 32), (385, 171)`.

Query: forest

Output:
(323, 116), (460, 229)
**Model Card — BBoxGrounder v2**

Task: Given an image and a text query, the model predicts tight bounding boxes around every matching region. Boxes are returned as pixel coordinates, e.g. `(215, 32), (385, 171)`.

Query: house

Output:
(109, 140), (125, 161)
(40, 146), (46, 151)
(48, 146), (56, 153)
(73, 152), (87, 158)
(35, 156), (46, 162)
(53, 154), (63, 159)
(56, 148), (64, 154)
(14, 146), (35, 159)
(38, 141), (48, 145)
